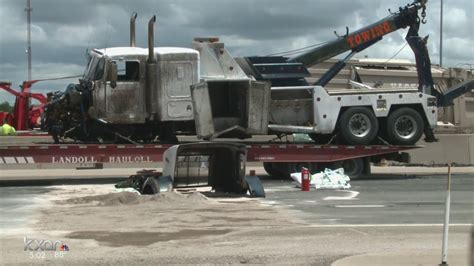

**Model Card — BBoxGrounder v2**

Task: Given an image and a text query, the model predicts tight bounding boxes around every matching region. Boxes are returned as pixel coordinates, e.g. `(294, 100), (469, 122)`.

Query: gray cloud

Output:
(0, 0), (472, 103)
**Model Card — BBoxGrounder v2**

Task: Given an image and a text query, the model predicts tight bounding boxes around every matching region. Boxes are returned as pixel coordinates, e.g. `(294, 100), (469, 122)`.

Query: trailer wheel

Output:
(331, 158), (364, 179)
(264, 162), (319, 179)
(339, 107), (378, 145)
(263, 162), (283, 178)
(288, 162), (319, 175)
(386, 107), (424, 145)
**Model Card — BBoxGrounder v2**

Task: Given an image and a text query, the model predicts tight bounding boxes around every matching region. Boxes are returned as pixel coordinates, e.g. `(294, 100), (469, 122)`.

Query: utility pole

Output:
(440, 0), (444, 67)
(25, 0), (32, 80)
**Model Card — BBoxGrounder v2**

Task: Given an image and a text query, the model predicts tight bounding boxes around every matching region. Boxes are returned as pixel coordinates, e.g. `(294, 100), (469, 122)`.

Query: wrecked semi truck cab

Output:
(44, 16), (200, 142)
(86, 46), (199, 135)
(43, 16), (270, 143)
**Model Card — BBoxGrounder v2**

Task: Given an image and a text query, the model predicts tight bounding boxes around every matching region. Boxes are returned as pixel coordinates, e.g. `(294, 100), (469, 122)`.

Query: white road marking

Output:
(323, 190), (360, 201)
(308, 224), (472, 228)
(347, 228), (370, 236)
(335, 204), (385, 208)
(264, 186), (295, 193)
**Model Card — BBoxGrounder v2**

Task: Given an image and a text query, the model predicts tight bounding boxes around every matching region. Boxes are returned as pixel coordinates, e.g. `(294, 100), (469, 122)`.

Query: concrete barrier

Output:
(409, 134), (474, 165)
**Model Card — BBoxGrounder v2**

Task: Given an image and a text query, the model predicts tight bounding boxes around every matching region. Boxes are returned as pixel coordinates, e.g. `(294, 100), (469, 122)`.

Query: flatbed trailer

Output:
(0, 142), (420, 178)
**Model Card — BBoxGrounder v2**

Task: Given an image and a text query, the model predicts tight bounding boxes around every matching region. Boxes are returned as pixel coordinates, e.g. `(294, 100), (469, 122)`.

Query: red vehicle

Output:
(0, 80), (47, 130)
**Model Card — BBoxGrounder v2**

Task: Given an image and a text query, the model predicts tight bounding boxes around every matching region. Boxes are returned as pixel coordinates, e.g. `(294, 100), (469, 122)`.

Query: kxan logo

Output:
(24, 237), (69, 251)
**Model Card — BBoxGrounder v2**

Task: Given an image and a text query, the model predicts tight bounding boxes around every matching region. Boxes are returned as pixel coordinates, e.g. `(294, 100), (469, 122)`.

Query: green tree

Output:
(0, 101), (13, 112)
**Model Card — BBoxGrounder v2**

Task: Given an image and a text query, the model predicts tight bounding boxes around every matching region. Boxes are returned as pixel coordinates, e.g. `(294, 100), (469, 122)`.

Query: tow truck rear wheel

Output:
(386, 107), (424, 145)
(339, 107), (379, 145)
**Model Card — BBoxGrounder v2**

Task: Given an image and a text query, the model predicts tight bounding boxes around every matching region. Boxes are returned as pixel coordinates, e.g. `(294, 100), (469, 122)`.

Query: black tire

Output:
(343, 159), (364, 178)
(263, 162), (282, 177)
(339, 107), (379, 145)
(386, 107), (424, 145)
(309, 133), (335, 144)
(264, 162), (319, 179)
(288, 162), (319, 175)
(331, 158), (364, 179)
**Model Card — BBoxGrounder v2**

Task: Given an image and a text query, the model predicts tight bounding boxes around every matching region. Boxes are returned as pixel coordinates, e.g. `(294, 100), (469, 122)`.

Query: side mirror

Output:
(107, 61), (118, 88)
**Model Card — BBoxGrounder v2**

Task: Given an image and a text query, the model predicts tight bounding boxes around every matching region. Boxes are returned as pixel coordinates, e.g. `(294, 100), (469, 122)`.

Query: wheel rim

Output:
(394, 115), (417, 140)
(348, 113), (371, 138)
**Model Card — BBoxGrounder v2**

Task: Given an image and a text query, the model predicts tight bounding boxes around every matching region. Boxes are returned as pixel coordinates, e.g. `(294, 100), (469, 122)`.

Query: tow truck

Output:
(41, 0), (472, 146)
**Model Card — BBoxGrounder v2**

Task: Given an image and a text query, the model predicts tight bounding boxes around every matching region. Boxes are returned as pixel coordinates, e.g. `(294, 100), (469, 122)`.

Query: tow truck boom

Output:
(289, 0), (427, 68)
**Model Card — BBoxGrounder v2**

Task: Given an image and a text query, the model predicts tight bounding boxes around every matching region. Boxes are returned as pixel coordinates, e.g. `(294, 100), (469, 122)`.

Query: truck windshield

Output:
(83, 56), (105, 81)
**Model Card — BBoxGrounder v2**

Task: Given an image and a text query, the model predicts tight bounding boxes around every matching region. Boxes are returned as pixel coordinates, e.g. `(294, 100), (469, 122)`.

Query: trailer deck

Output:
(0, 142), (419, 165)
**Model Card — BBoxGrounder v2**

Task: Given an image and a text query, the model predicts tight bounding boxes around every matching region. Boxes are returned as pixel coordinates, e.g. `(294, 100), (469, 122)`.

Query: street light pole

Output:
(440, 0), (444, 67)
(25, 0), (32, 81)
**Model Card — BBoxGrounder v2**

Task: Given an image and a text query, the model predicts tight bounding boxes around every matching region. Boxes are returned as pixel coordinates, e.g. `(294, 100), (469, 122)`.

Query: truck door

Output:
(105, 60), (145, 123)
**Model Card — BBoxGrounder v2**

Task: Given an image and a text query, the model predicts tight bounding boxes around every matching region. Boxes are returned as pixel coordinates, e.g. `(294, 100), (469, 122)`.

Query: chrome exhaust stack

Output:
(130, 12), (137, 47)
(148, 15), (156, 63)
(146, 15), (157, 118)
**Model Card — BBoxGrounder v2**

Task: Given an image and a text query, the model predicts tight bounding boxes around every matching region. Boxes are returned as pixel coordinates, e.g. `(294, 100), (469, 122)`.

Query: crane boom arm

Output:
(288, 1), (426, 67)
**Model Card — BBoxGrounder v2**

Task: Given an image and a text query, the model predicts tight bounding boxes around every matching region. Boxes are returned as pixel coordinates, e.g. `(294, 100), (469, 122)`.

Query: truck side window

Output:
(116, 61), (140, 81)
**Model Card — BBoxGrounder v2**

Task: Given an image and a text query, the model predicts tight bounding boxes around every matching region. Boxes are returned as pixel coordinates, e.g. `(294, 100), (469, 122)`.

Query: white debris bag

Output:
(290, 168), (351, 190)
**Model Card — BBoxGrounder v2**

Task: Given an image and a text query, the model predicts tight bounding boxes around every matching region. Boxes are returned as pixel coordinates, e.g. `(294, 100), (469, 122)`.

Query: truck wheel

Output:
(342, 159), (364, 178)
(332, 158), (364, 179)
(309, 134), (335, 144)
(386, 107), (424, 145)
(263, 162), (282, 177)
(339, 107), (378, 145)
(288, 162), (319, 175)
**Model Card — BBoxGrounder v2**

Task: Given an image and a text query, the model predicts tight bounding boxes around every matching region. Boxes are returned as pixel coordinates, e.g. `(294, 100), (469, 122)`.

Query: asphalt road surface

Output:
(262, 174), (473, 225)
(0, 172), (472, 265)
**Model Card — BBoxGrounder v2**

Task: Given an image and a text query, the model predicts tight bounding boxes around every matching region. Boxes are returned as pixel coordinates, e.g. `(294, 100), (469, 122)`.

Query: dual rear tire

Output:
(337, 106), (424, 145)
(385, 107), (424, 145)
(339, 107), (379, 145)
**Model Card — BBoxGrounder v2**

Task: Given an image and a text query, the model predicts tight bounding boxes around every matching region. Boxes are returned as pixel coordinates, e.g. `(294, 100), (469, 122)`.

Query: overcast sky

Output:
(0, 0), (472, 103)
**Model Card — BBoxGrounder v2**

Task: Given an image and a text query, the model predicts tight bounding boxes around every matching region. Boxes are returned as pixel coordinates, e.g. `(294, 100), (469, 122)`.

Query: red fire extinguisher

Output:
(301, 167), (311, 191)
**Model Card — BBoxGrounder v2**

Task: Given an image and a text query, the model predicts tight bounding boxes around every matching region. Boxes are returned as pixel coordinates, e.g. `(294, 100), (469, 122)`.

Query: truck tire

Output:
(386, 107), (424, 145)
(288, 162), (319, 175)
(339, 107), (378, 145)
(331, 158), (364, 179)
(263, 162), (282, 177)
(264, 162), (319, 179)
(344, 158), (364, 179)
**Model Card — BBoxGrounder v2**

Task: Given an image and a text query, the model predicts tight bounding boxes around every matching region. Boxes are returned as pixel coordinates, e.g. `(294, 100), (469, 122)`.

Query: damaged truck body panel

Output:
(118, 142), (265, 197)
